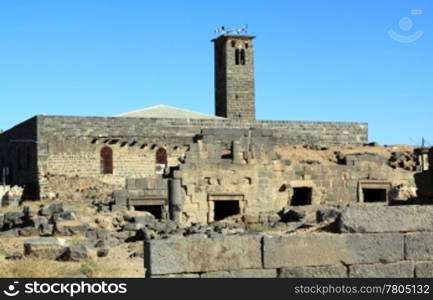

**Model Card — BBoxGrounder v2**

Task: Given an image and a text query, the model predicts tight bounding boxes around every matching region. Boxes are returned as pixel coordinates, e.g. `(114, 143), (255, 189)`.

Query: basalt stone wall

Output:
(144, 206), (433, 278)
(0, 117), (39, 199)
(36, 115), (368, 145)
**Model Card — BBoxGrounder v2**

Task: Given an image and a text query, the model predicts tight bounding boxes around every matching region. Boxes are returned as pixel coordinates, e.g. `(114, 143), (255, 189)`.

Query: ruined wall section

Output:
(171, 129), (415, 225)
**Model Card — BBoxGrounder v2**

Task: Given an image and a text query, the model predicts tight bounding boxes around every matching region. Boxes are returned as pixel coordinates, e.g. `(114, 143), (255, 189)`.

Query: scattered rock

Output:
(40, 203), (64, 217)
(39, 223), (54, 237)
(53, 211), (76, 222)
(316, 208), (342, 223)
(97, 248), (110, 258)
(55, 220), (89, 236)
(279, 208), (306, 222)
(24, 237), (67, 260)
(19, 227), (40, 237)
(60, 244), (89, 262)
(5, 253), (23, 260)
(3, 211), (24, 230)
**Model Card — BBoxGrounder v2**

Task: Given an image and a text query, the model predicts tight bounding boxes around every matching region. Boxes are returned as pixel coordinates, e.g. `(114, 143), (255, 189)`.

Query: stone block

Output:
(349, 262), (414, 278)
(405, 233), (433, 260)
(145, 235), (262, 276)
(263, 234), (404, 269)
(152, 273), (200, 278)
(60, 244), (89, 262)
(24, 237), (67, 260)
(55, 220), (89, 236)
(39, 203), (64, 217)
(415, 262), (433, 278)
(337, 206), (433, 233)
(201, 269), (277, 278)
(279, 265), (347, 278)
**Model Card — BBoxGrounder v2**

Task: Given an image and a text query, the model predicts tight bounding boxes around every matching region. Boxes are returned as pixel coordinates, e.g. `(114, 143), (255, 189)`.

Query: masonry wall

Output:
(36, 115), (368, 145)
(171, 131), (416, 225)
(144, 206), (433, 278)
(0, 117), (39, 199)
(34, 115), (368, 198)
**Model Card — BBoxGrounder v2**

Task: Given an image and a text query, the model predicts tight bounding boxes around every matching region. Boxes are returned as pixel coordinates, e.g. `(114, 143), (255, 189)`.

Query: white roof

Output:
(114, 105), (224, 119)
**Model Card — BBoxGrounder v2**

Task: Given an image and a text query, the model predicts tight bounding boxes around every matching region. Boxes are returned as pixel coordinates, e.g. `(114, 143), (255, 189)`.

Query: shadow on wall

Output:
(414, 148), (433, 202)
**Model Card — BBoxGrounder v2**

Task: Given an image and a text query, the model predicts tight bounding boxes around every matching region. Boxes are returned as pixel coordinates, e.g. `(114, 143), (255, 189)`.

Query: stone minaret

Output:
(212, 34), (256, 121)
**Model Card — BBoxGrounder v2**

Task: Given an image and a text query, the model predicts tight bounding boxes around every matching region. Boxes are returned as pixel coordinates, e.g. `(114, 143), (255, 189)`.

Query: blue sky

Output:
(0, 0), (432, 145)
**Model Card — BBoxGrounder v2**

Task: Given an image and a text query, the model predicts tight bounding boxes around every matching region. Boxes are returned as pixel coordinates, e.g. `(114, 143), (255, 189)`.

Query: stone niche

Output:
(358, 180), (392, 204)
(207, 194), (245, 222)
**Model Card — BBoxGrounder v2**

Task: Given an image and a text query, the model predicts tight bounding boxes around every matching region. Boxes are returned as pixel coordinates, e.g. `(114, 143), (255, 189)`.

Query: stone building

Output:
(0, 33), (423, 224)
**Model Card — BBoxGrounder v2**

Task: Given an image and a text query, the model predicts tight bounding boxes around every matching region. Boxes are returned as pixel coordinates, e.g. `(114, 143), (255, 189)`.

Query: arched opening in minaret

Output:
(235, 49), (240, 65)
(240, 49), (246, 65)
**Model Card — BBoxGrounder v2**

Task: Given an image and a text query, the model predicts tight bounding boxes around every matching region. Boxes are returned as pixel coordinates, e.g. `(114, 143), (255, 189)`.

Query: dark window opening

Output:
(235, 49), (240, 65)
(231, 40), (236, 47)
(156, 147), (168, 165)
(100, 146), (113, 174)
(240, 49), (246, 65)
(291, 187), (312, 206)
(134, 205), (163, 219)
(214, 200), (240, 221)
(245, 43), (249, 48)
(363, 188), (387, 203)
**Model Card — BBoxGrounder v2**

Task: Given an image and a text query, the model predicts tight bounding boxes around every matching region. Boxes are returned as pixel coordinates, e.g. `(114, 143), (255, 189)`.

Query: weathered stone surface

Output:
(39, 223), (54, 236)
(405, 233), (433, 260)
(40, 203), (64, 216)
(280, 208), (306, 222)
(263, 234), (404, 268)
(316, 208), (341, 223)
(18, 227), (40, 237)
(53, 211), (76, 222)
(24, 237), (67, 260)
(415, 263), (433, 278)
(201, 269), (277, 278)
(55, 220), (89, 236)
(3, 211), (24, 229)
(145, 235), (262, 276)
(337, 206), (433, 233)
(279, 265), (347, 278)
(60, 244), (89, 262)
(152, 274), (200, 278)
(29, 216), (49, 229)
(349, 262), (414, 278)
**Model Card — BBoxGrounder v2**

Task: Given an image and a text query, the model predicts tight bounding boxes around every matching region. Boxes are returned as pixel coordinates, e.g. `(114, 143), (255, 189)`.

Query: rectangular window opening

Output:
(291, 187), (312, 206)
(362, 188), (387, 203)
(213, 200), (240, 221)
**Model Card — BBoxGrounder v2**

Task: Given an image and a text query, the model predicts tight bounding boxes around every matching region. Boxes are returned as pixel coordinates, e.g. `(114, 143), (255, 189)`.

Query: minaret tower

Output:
(212, 27), (256, 121)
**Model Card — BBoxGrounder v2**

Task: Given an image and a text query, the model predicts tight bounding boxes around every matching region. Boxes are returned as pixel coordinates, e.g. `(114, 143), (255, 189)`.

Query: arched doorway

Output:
(156, 147), (167, 166)
(100, 146), (113, 174)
